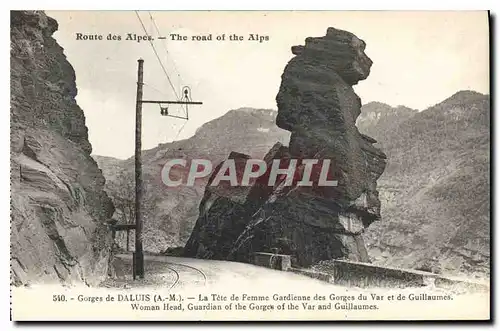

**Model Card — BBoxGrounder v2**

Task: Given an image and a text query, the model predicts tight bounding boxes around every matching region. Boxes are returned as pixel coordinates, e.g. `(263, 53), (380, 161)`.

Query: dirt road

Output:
(103, 253), (338, 291)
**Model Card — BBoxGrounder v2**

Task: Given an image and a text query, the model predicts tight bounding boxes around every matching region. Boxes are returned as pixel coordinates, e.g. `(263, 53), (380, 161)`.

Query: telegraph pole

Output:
(134, 58), (145, 279)
(131, 58), (202, 280)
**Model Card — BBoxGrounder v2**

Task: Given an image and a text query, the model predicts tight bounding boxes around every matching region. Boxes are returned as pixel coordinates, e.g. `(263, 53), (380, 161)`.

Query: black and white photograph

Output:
(8, 9), (492, 321)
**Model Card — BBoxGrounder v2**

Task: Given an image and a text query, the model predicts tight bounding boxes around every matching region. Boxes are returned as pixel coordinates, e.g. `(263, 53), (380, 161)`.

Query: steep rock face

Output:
(10, 11), (114, 285)
(185, 27), (386, 267)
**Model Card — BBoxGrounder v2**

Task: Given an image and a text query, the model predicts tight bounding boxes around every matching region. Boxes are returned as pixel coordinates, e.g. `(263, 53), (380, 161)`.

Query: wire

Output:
(148, 11), (183, 86)
(135, 11), (180, 101)
(148, 11), (185, 117)
(135, 11), (193, 145)
(144, 81), (189, 119)
(143, 81), (187, 141)
(173, 120), (188, 141)
(143, 82), (170, 98)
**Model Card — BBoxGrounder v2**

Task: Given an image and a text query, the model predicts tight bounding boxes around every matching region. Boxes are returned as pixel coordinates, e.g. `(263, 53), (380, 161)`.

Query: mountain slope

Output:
(97, 92), (490, 278)
(360, 91), (490, 277)
(356, 101), (418, 143)
(94, 108), (290, 252)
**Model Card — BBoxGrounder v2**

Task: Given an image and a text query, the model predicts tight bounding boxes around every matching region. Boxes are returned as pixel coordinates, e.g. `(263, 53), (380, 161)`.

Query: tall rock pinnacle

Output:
(184, 27), (386, 267)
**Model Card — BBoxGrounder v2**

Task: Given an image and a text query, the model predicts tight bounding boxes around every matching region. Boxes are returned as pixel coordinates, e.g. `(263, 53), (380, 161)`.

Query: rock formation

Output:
(184, 144), (290, 258)
(10, 11), (115, 285)
(184, 27), (387, 267)
(95, 108), (290, 253)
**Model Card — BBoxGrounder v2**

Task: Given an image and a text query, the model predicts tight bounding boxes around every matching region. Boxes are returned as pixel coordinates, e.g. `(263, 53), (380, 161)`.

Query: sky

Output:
(45, 11), (490, 159)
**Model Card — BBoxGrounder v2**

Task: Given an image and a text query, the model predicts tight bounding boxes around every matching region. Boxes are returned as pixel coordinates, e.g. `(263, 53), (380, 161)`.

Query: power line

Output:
(148, 11), (185, 117)
(143, 82), (170, 98)
(148, 10), (187, 116)
(143, 81), (188, 141)
(134, 12), (196, 144)
(173, 120), (188, 141)
(143, 82), (188, 119)
(134, 11), (180, 101)
(148, 11), (183, 87)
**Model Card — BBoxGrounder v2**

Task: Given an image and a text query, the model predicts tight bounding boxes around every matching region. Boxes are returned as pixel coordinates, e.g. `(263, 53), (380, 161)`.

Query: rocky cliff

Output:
(184, 27), (387, 267)
(10, 11), (115, 285)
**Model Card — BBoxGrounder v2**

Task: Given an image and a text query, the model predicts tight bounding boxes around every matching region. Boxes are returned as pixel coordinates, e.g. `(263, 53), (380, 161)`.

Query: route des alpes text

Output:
(75, 33), (153, 42)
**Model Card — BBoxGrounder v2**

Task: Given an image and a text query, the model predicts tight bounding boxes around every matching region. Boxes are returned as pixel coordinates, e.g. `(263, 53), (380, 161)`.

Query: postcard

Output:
(10, 10), (491, 321)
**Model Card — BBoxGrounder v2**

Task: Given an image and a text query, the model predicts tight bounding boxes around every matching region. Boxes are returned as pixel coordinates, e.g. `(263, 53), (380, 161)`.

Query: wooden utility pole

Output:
(131, 58), (202, 280)
(134, 58), (145, 279)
